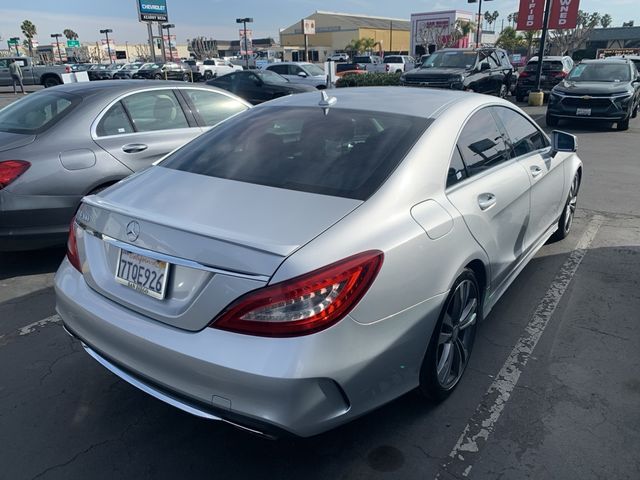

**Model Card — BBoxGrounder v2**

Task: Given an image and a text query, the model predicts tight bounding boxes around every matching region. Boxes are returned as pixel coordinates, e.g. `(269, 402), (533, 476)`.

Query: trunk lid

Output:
(0, 131), (36, 153)
(76, 166), (362, 331)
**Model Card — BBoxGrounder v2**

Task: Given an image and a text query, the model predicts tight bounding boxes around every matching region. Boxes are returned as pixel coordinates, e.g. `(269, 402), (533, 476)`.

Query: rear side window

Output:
(182, 89), (248, 127)
(121, 90), (189, 132)
(96, 102), (134, 136)
(162, 107), (430, 200)
(447, 146), (468, 188)
(492, 107), (548, 157)
(0, 91), (80, 135)
(267, 64), (288, 75)
(457, 108), (511, 177)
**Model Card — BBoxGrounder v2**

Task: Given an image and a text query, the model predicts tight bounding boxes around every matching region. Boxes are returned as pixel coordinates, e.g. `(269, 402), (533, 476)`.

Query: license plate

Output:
(115, 249), (169, 300)
(576, 108), (591, 116)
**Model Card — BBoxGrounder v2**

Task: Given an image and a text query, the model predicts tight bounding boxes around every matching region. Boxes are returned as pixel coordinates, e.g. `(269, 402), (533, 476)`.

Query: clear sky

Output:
(1, 0), (638, 45)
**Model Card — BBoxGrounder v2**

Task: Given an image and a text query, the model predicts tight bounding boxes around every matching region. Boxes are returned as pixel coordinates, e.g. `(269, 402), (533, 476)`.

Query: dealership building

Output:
(280, 11), (410, 61)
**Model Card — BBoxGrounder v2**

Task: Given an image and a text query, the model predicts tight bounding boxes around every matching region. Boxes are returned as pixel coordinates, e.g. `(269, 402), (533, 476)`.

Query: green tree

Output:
(20, 19), (37, 57)
(550, 10), (601, 55)
(600, 14), (612, 28)
(484, 11), (499, 31)
(360, 37), (377, 54)
(495, 27), (524, 51)
(63, 29), (78, 40)
(507, 12), (518, 28)
(622, 20), (634, 27)
(522, 30), (539, 58)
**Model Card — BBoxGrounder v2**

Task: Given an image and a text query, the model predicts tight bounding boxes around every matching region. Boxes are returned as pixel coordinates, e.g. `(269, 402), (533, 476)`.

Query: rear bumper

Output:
(55, 259), (445, 437)
(0, 189), (80, 250)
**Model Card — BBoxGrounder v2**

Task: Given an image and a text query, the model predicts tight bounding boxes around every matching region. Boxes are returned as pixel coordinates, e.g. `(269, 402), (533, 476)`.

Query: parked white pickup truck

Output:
(381, 55), (416, 73)
(0, 57), (69, 87)
(199, 58), (243, 81)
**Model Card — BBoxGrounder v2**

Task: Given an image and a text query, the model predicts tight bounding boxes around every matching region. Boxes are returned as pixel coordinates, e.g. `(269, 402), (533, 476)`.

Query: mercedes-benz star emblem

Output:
(126, 221), (140, 242)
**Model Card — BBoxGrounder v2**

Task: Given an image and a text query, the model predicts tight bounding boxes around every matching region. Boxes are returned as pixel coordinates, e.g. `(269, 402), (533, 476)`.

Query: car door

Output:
(239, 72), (272, 104)
(446, 107), (532, 289)
(92, 89), (202, 171)
(492, 106), (565, 250)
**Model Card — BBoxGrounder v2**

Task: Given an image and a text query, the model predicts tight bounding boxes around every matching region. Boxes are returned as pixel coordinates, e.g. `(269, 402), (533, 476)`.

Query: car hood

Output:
(403, 67), (468, 77)
(553, 80), (633, 96)
(0, 131), (36, 153)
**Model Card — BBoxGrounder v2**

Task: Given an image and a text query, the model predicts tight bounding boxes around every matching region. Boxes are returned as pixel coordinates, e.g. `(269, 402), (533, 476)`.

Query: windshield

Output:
(525, 61), (563, 72)
(161, 107), (430, 200)
(568, 63), (631, 82)
(422, 51), (477, 69)
(303, 64), (325, 76)
(126, 63), (143, 70)
(256, 69), (289, 84)
(0, 91), (81, 135)
(143, 63), (162, 70)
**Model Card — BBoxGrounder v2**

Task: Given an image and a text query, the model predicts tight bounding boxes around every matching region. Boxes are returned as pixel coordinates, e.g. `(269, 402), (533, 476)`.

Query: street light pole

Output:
(50, 33), (63, 63)
(236, 18), (253, 69)
(100, 29), (113, 64)
(162, 24), (175, 61)
(468, 0), (493, 48)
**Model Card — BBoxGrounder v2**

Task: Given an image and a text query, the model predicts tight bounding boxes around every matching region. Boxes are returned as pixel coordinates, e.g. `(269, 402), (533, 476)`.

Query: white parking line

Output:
(437, 215), (604, 479)
(18, 314), (61, 336)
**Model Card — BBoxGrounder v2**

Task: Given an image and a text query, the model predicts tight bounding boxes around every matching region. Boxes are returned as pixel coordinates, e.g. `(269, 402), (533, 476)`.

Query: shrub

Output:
(336, 72), (402, 88)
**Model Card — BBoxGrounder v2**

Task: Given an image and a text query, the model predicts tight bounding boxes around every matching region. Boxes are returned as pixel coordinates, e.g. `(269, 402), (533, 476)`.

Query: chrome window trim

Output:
(80, 223), (271, 282)
(90, 86), (251, 140)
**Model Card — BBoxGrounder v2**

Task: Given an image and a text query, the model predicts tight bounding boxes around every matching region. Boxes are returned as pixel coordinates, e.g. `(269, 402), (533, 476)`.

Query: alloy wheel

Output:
(436, 279), (478, 389)
(564, 174), (579, 233)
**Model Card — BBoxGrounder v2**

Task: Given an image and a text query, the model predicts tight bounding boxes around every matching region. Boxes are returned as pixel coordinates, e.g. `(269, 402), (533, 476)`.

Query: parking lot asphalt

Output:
(1, 92), (639, 480)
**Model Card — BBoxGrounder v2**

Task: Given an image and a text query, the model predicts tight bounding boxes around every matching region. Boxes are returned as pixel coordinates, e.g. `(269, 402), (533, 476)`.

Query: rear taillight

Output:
(65, 65), (71, 73)
(553, 71), (567, 79)
(211, 251), (384, 337)
(519, 71), (530, 78)
(66, 217), (82, 272)
(0, 160), (30, 190)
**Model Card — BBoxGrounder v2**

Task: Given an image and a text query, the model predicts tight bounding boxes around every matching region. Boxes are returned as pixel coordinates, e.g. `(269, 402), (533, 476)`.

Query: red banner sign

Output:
(517, 0), (545, 30)
(549, 0), (581, 29)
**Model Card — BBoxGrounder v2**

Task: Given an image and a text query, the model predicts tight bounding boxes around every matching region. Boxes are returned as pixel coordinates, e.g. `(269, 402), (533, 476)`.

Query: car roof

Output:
(42, 80), (235, 98)
(253, 86), (483, 119)
(528, 56), (570, 62)
(581, 58), (632, 64)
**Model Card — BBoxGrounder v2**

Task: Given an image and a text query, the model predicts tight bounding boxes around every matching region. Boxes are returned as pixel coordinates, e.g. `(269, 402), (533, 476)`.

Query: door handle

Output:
(478, 193), (497, 211)
(530, 165), (543, 178)
(122, 143), (148, 154)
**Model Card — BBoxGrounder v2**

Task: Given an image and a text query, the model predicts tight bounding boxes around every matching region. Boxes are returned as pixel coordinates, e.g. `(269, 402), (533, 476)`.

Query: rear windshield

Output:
(525, 61), (563, 72)
(161, 106), (430, 200)
(569, 63), (631, 82)
(0, 91), (81, 135)
(384, 56), (403, 63)
(354, 56), (373, 63)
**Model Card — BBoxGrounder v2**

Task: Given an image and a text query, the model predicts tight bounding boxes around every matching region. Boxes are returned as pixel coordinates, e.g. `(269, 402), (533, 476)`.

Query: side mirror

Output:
(297, 71), (308, 78)
(480, 63), (491, 71)
(551, 130), (577, 156)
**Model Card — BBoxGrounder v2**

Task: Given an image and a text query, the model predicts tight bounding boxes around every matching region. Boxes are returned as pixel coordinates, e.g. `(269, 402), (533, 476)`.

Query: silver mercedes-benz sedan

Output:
(0, 80), (250, 250)
(55, 87), (582, 438)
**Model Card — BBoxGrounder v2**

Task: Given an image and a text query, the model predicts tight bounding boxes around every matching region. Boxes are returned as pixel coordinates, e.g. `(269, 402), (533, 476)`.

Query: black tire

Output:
(632, 103), (638, 119)
(498, 84), (508, 98)
(546, 112), (559, 127)
(551, 171), (580, 242)
(42, 76), (61, 88)
(154, 73), (163, 80)
(204, 71), (214, 81)
(182, 73), (190, 82)
(419, 269), (481, 402)
(617, 117), (630, 131)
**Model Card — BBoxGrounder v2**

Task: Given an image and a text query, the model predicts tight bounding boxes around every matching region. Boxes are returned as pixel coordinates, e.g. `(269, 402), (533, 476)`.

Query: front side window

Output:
(121, 90), (188, 132)
(268, 64), (288, 75)
(182, 89), (248, 127)
(161, 107), (430, 200)
(457, 108), (511, 177)
(303, 64), (325, 76)
(492, 107), (548, 158)
(0, 91), (80, 135)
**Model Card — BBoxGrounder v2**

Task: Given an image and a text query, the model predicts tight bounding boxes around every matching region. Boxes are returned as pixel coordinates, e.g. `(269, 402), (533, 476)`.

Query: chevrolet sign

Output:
(137, 0), (169, 22)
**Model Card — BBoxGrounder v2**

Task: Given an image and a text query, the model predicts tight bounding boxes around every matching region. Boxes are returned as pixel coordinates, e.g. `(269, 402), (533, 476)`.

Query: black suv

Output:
(400, 48), (516, 97)
(547, 59), (640, 131)
(515, 56), (574, 102)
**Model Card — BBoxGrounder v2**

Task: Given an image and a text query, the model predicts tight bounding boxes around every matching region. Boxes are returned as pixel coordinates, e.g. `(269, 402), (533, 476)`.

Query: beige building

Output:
(280, 11), (410, 62)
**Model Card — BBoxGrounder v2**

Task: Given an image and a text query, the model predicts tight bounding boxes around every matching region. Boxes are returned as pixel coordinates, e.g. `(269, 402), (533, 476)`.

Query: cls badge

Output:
(126, 221), (140, 242)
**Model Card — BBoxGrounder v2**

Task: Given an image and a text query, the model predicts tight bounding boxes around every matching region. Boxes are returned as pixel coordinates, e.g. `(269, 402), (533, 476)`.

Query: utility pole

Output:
(157, 23), (166, 61)
(236, 18), (253, 69)
(50, 33), (63, 63)
(162, 24), (175, 61)
(468, 0), (493, 48)
(390, 21), (393, 53)
(146, 23), (156, 62)
(534, 0), (553, 93)
(100, 28), (113, 64)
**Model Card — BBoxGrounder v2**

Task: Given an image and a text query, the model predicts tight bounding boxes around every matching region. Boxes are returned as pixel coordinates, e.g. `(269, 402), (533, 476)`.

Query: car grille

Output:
(404, 75), (456, 86)
(562, 97), (612, 109)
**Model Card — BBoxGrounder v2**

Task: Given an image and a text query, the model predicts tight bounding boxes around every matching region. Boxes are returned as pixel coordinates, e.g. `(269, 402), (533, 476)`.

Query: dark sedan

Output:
(113, 62), (145, 79)
(207, 70), (316, 105)
(547, 59), (640, 131)
(132, 62), (194, 82)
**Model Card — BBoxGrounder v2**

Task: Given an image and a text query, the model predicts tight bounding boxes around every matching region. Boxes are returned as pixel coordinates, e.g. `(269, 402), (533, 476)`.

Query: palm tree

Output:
(63, 29), (78, 40)
(522, 30), (539, 59)
(20, 20), (37, 57)
(360, 37), (377, 54)
(496, 27), (524, 51)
